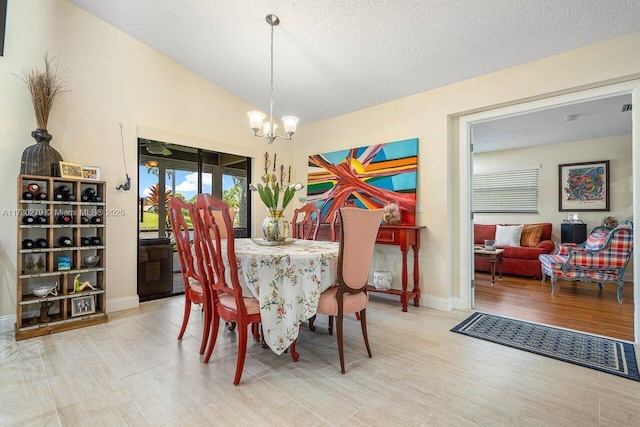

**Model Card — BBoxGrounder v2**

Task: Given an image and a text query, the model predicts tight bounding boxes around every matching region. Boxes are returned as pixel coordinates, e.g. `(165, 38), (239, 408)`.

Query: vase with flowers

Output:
(250, 173), (304, 242)
(19, 54), (67, 176)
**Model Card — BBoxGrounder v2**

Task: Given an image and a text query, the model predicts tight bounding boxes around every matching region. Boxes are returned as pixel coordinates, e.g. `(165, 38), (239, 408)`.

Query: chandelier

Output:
(247, 14), (299, 144)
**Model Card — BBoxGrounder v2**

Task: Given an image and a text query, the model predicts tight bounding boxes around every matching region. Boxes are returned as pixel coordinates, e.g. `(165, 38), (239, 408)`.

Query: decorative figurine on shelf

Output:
(71, 274), (97, 293)
(601, 216), (618, 228)
(382, 202), (401, 225)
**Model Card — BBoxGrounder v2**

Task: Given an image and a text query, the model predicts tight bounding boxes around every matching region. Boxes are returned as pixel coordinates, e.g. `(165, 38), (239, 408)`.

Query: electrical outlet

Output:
(416, 202), (424, 213)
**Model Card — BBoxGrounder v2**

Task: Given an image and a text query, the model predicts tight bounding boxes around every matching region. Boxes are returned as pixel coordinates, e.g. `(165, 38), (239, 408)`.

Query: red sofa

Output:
(474, 223), (555, 278)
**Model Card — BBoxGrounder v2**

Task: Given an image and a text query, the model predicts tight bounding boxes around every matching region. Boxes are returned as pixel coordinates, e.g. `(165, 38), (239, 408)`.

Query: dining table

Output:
(223, 238), (339, 355)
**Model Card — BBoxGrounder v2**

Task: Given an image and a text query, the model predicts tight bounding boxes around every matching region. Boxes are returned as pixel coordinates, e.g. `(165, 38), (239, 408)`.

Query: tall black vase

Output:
(20, 129), (64, 177)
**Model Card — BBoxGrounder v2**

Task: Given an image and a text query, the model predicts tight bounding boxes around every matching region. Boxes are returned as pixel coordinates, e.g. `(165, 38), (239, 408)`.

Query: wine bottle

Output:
(83, 188), (96, 197)
(35, 192), (48, 200)
(56, 215), (73, 224)
(81, 237), (91, 246)
(36, 215), (48, 224)
(92, 196), (102, 202)
(22, 216), (35, 225)
(22, 191), (34, 200)
(90, 216), (102, 224)
(66, 194), (77, 202)
(80, 194), (90, 202)
(22, 239), (34, 249)
(90, 236), (102, 246)
(80, 216), (90, 224)
(57, 236), (73, 247)
(34, 238), (49, 248)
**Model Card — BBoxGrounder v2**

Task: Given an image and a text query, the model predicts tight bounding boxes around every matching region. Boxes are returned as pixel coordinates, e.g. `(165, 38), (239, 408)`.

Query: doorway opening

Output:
(137, 139), (252, 301)
(458, 81), (640, 343)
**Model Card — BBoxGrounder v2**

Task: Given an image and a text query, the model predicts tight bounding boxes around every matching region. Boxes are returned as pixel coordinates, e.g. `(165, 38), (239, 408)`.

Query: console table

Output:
(314, 223), (425, 312)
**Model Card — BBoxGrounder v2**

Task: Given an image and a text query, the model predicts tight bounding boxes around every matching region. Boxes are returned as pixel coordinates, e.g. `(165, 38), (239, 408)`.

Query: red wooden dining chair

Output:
(168, 197), (211, 355)
(292, 203), (320, 240)
(193, 193), (261, 385)
(316, 207), (383, 374)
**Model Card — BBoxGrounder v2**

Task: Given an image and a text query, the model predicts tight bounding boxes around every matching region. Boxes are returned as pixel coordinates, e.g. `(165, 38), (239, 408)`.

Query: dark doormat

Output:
(451, 312), (640, 382)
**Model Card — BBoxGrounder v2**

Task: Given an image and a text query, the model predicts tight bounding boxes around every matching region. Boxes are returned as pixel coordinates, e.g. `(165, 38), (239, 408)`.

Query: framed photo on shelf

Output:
(71, 295), (95, 317)
(57, 256), (71, 271)
(82, 166), (100, 180)
(559, 160), (610, 212)
(59, 161), (84, 179)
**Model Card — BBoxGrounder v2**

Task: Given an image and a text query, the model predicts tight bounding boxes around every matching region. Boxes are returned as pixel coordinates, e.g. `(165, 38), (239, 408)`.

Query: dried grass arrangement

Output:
(21, 54), (67, 130)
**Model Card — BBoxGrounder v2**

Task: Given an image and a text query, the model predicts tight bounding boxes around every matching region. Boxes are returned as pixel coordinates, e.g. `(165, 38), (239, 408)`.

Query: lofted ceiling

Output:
(67, 0), (640, 129)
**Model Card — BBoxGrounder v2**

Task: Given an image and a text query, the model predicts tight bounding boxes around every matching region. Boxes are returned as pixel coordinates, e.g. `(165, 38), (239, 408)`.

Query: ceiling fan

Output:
(140, 140), (172, 156)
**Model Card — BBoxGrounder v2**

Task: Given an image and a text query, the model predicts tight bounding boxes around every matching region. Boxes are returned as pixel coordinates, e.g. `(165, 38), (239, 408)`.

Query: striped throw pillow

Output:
(520, 224), (544, 247)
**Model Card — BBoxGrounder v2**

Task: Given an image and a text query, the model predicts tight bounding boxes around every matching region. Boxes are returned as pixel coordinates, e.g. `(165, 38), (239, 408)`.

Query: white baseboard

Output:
(369, 292), (453, 312)
(0, 314), (16, 334)
(0, 296), (139, 334)
(106, 295), (139, 313)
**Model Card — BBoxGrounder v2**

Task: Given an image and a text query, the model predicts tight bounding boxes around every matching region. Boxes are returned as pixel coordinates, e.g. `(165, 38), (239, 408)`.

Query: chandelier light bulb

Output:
(248, 111), (266, 130)
(262, 121), (278, 135)
(281, 116), (299, 134)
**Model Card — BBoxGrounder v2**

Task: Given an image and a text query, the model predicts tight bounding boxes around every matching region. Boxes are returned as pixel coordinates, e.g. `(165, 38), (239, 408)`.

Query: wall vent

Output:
(622, 103), (632, 112)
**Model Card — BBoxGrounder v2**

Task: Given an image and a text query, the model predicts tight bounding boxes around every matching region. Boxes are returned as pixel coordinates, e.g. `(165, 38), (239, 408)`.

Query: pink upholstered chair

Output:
(292, 203), (320, 240)
(193, 193), (261, 385)
(168, 197), (211, 355)
(316, 207), (383, 374)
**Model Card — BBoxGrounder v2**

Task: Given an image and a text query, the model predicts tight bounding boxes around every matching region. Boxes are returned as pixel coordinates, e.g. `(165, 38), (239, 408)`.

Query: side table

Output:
(473, 248), (504, 285)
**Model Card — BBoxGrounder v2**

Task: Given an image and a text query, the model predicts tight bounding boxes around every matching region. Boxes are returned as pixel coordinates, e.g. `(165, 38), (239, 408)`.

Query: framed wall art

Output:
(59, 161), (83, 179)
(82, 166), (100, 180)
(559, 160), (609, 211)
(307, 138), (418, 225)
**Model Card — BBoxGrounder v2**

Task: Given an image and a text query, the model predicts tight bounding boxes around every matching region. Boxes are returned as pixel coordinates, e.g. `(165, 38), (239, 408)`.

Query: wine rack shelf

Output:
(16, 174), (108, 340)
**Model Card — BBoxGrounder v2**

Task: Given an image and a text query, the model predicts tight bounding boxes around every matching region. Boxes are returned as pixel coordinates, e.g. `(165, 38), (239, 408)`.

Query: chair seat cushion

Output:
(218, 294), (260, 315)
(539, 254), (566, 271)
(316, 287), (368, 316)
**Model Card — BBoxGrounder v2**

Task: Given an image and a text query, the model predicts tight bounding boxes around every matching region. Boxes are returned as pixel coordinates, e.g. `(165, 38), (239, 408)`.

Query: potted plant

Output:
(19, 54), (66, 176)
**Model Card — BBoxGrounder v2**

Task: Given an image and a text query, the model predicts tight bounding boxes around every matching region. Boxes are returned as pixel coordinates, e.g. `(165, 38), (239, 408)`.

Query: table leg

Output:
(498, 255), (503, 281)
(412, 244), (420, 307)
(401, 248), (409, 312)
(490, 257), (496, 285)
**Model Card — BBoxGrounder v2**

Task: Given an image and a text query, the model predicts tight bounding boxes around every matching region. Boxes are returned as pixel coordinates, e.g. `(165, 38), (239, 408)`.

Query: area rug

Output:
(451, 312), (640, 382)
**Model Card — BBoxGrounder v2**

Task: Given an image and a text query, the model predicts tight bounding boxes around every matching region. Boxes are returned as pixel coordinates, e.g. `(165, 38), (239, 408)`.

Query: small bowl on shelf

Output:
(83, 255), (100, 267)
(32, 284), (58, 297)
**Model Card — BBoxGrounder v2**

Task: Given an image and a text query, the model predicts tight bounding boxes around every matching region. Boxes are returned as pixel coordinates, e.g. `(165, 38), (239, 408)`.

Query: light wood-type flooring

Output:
(474, 272), (635, 342)
(2, 294), (640, 425)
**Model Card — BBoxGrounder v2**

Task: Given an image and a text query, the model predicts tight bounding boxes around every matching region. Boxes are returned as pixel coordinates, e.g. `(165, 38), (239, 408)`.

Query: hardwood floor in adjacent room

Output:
(473, 272), (635, 342)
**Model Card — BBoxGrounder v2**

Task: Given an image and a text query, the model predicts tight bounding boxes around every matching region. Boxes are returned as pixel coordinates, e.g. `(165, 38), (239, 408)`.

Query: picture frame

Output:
(71, 294), (95, 317)
(81, 166), (100, 180)
(57, 256), (71, 271)
(59, 161), (84, 179)
(559, 160), (610, 212)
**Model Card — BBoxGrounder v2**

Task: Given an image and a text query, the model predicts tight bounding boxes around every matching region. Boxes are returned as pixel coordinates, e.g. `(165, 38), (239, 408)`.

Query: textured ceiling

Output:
(68, 0), (640, 127)
(472, 94), (633, 153)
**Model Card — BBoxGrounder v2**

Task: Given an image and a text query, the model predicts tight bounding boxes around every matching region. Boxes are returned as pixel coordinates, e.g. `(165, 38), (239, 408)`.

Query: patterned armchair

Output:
(539, 221), (633, 302)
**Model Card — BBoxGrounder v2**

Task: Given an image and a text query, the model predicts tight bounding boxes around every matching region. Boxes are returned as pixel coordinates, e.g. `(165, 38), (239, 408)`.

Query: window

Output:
(473, 167), (539, 213)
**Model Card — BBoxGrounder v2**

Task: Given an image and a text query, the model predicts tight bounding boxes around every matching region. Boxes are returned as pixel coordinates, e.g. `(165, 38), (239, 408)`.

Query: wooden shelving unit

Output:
(16, 174), (108, 340)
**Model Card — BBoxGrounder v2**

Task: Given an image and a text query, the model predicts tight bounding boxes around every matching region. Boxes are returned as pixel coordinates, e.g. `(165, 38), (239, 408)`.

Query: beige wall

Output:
(0, 0), (294, 326)
(474, 135), (633, 240)
(294, 34), (640, 310)
(1, 0), (639, 325)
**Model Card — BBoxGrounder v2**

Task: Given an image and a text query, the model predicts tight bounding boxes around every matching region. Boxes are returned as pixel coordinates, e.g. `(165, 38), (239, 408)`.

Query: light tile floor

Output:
(2, 295), (640, 426)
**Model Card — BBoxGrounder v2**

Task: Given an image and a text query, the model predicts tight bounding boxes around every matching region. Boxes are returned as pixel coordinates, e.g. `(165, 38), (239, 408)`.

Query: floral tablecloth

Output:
(224, 238), (339, 355)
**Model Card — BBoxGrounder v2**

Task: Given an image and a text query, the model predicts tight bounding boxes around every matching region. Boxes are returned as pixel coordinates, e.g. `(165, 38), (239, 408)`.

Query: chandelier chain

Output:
(269, 17), (275, 124)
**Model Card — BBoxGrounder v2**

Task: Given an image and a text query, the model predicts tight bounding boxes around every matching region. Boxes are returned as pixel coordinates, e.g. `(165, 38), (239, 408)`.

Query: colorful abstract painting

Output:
(559, 160), (609, 211)
(307, 138), (418, 225)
